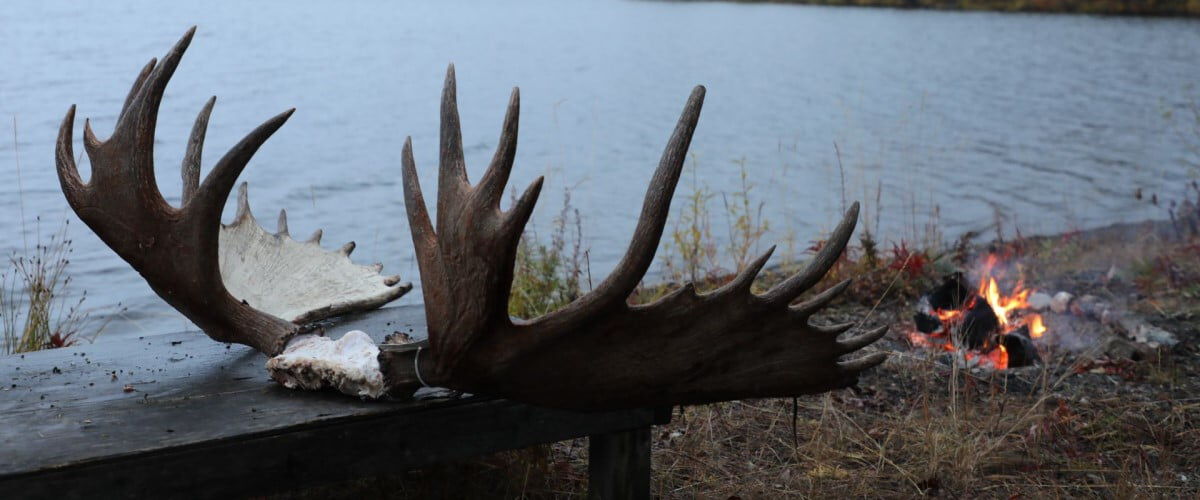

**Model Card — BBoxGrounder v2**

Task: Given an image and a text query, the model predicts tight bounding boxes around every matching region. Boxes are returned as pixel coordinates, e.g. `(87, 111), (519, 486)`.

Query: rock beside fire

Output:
(1050, 291), (1073, 313)
(1118, 318), (1178, 348)
(1045, 291), (1179, 349)
(1100, 335), (1157, 362)
(1028, 291), (1052, 311)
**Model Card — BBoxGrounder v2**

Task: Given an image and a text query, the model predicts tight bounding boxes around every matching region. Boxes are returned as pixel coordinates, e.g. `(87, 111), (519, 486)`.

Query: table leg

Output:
(588, 426), (650, 500)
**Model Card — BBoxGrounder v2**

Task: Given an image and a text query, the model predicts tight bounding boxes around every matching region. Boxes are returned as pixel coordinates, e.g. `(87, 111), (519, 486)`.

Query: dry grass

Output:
(509, 189), (588, 320)
(1, 219), (115, 354)
(310, 327), (1197, 498)
(3, 121), (114, 354)
(277, 221), (1200, 499)
(643, 362), (1199, 497)
(334, 181), (1199, 498)
(291, 127), (1200, 497)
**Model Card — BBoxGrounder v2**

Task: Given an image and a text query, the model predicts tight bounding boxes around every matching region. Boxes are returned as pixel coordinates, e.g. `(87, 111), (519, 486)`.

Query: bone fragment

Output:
(267, 331), (408, 398)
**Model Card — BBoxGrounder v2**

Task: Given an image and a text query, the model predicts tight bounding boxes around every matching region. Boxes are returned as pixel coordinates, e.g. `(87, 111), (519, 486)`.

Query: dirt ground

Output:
(282, 219), (1200, 499)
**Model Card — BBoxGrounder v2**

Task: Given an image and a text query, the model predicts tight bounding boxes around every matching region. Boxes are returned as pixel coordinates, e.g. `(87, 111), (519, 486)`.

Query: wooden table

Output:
(0, 305), (667, 499)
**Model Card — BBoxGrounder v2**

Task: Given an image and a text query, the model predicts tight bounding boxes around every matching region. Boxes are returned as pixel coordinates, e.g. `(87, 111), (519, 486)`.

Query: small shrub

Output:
(2, 219), (114, 354)
(660, 155), (721, 285)
(721, 158), (770, 271)
(509, 189), (587, 319)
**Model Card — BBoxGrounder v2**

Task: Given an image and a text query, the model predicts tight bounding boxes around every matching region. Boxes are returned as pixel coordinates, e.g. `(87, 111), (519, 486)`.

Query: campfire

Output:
(908, 256), (1047, 370)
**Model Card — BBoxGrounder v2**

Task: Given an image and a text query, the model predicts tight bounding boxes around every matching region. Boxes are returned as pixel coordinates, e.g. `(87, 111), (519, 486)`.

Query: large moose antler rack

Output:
(377, 67), (889, 410)
(54, 28), (888, 410)
(55, 28), (409, 357)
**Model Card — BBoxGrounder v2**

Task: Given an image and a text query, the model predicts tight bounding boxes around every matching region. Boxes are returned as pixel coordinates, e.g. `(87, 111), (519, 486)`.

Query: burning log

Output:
(913, 306), (943, 335)
(913, 272), (972, 334)
(959, 297), (1000, 350)
(1001, 326), (1041, 368)
(910, 261), (1051, 371)
(911, 257), (1179, 375)
(929, 272), (972, 311)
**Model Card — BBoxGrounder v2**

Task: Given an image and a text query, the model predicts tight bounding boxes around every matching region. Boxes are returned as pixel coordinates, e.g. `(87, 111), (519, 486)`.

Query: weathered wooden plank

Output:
(0, 305), (431, 475)
(0, 304), (668, 498)
(1, 304), (426, 413)
(588, 427), (651, 500)
(1, 398), (658, 499)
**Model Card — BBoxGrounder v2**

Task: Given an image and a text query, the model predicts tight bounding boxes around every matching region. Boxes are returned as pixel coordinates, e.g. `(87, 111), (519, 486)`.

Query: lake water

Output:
(1, 1), (1197, 342)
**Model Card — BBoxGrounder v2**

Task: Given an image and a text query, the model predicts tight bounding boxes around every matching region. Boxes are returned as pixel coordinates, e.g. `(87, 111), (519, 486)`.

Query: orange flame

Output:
(966, 345), (1009, 370)
(1028, 314), (1046, 339)
(979, 277), (1032, 329)
(936, 309), (962, 322)
(907, 331), (956, 352)
(909, 254), (1049, 370)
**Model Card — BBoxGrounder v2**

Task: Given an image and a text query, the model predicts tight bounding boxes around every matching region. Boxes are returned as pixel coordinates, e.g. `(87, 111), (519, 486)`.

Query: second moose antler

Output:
(55, 28), (409, 357)
(383, 67), (889, 410)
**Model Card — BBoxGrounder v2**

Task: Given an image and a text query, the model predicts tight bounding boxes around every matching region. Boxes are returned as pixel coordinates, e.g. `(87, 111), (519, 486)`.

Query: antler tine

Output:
(77, 57), (156, 191)
(437, 64), (470, 229)
(499, 176), (544, 248)
(716, 244), (776, 296)
(118, 58), (157, 124)
(81, 118), (103, 165)
(106, 27), (196, 201)
(838, 325), (889, 354)
(234, 182), (252, 222)
(276, 209), (289, 236)
(762, 202), (859, 305)
(400, 137), (437, 267)
(838, 351), (888, 374)
(189, 108), (295, 231)
(55, 106), (86, 206)
(789, 278), (852, 321)
(477, 87), (520, 209)
(181, 96), (216, 205)
(121, 27), (194, 131)
(541, 85), (705, 327)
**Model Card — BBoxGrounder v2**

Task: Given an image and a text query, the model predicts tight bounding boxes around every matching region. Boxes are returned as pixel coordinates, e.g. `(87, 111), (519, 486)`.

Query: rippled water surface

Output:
(1, 1), (1197, 341)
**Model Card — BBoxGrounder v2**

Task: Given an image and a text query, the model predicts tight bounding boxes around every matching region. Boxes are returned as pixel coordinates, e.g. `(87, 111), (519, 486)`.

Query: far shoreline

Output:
(676, 0), (1200, 18)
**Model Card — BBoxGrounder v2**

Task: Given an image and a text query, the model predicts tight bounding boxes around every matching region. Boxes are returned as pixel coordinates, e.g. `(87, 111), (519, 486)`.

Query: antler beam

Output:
(381, 67), (889, 410)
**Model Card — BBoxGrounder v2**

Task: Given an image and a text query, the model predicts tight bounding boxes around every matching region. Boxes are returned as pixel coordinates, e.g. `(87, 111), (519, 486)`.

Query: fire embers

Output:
(910, 258), (1047, 370)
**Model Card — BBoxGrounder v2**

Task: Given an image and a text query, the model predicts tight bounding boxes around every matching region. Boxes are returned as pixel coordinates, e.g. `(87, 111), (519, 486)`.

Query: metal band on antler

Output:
(380, 67), (888, 410)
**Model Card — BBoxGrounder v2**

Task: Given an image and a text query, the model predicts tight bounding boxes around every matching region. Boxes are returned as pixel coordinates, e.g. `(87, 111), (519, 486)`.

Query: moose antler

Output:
(55, 28), (409, 356)
(382, 67), (889, 410)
